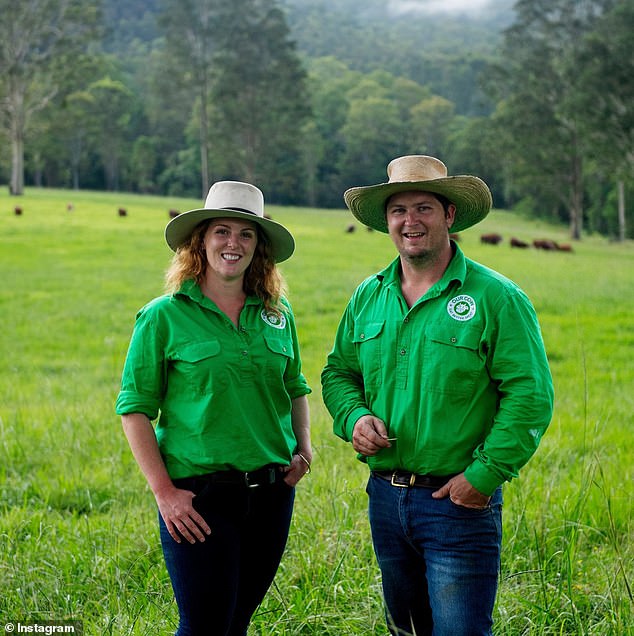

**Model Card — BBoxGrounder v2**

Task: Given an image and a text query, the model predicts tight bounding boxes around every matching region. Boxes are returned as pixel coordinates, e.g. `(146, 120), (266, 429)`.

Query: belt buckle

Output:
(244, 472), (260, 488)
(390, 472), (416, 488)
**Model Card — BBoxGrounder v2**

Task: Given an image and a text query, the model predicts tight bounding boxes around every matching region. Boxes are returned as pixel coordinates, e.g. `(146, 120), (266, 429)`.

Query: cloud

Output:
(389, 0), (495, 15)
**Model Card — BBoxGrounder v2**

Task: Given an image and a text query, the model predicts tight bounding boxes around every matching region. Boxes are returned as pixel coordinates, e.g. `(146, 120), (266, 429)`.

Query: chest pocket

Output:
(352, 321), (385, 386)
(264, 335), (294, 359)
(423, 324), (483, 397)
(263, 334), (294, 379)
(172, 339), (224, 395)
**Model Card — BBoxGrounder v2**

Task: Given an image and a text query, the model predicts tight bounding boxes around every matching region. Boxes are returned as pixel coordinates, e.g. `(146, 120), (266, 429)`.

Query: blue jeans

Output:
(159, 477), (295, 636)
(367, 474), (503, 636)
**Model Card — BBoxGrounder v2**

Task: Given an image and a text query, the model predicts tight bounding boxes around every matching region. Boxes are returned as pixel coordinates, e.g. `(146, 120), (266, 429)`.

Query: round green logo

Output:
(261, 309), (286, 329)
(447, 295), (476, 321)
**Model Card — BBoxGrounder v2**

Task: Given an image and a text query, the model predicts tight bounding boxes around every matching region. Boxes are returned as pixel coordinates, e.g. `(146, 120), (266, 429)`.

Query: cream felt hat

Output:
(165, 181), (295, 262)
(343, 155), (492, 233)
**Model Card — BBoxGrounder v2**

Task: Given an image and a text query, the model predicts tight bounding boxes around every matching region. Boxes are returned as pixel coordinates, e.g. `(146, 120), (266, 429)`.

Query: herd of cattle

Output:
(478, 232), (573, 252)
(344, 223), (573, 253)
(10, 206), (573, 254)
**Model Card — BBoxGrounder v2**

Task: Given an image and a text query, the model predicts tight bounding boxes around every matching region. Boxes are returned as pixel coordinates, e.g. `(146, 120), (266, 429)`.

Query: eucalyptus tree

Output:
(157, 0), (221, 197)
(156, 0), (309, 202)
(575, 0), (634, 240)
(207, 0), (311, 203)
(488, 0), (618, 239)
(0, 0), (100, 195)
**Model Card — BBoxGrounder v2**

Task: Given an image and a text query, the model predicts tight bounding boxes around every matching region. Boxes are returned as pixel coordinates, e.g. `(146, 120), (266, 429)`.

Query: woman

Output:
(116, 181), (312, 636)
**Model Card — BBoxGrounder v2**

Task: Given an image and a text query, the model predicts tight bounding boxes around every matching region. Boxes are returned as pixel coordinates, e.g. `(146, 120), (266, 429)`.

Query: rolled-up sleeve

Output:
(115, 308), (166, 420)
(282, 303), (312, 400)
(464, 287), (554, 495)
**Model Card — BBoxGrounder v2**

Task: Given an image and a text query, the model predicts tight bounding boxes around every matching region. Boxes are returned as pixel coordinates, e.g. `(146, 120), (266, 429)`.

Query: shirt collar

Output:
(175, 279), (260, 309)
(376, 240), (467, 294)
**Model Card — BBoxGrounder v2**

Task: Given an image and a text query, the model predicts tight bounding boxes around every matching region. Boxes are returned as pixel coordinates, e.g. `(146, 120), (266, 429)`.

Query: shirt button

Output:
(282, 346), (287, 352)
(360, 333), (365, 339)
(242, 350), (248, 356)
(404, 317), (409, 323)
(400, 349), (406, 356)
(451, 337), (457, 343)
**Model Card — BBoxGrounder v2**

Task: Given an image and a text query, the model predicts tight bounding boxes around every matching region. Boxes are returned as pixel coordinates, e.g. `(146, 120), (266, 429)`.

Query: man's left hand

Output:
(431, 473), (490, 509)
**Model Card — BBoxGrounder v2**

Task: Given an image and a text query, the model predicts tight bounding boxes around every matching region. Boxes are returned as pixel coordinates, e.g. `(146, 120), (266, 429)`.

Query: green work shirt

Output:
(116, 279), (311, 479)
(321, 244), (554, 496)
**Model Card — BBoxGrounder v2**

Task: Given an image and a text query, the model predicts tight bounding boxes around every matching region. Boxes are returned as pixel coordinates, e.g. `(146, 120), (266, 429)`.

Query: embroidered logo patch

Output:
(447, 295), (476, 322)
(261, 309), (286, 330)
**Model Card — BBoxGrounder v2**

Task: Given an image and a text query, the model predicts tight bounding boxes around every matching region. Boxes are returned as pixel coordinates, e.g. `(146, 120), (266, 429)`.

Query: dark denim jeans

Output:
(159, 477), (295, 636)
(367, 474), (503, 636)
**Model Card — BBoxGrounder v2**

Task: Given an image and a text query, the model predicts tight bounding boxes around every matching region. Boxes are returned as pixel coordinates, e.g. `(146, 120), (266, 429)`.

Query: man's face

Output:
(385, 190), (455, 264)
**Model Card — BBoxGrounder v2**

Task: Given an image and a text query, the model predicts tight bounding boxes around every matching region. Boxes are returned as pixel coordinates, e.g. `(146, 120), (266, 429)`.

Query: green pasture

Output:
(0, 188), (632, 635)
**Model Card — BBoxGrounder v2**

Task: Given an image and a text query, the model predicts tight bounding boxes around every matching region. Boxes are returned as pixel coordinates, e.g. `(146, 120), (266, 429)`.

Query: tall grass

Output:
(0, 188), (632, 634)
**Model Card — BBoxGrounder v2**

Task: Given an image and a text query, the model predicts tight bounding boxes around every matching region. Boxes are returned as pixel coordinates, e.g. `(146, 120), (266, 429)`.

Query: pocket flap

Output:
(352, 321), (385, 344)
(427, 324), (481, 350)
(175, 340), (221, 362)
(264, 335), (294, 359)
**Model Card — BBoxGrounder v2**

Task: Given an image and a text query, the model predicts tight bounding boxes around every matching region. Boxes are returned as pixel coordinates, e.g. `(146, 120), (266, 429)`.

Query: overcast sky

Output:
(388, 0), (500, 15)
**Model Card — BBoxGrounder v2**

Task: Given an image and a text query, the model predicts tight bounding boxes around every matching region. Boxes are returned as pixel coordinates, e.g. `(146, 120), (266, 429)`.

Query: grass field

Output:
(0, 187), (632, 635)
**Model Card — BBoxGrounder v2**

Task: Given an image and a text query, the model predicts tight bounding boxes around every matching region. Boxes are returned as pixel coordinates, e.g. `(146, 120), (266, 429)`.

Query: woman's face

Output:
(202, 217), (258, 282)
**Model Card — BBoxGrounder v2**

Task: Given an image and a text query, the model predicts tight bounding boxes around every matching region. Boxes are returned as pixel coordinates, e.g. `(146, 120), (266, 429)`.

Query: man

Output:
(321, 155), (554, 636)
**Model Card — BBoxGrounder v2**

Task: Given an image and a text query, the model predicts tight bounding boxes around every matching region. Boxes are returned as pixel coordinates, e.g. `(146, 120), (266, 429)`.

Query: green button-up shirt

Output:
(321, 244), (554, 495)
(116, 279), (311, 479)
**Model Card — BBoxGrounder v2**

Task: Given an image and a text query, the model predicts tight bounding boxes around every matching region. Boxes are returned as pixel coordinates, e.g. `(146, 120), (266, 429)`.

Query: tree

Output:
(208, 0), (311, 203)
(337, 97), (405, 189)
(157, 0), (222, 197)
(0, 0), (100, 195)
(408, 95), (455, 158)
(576, 0), (634, 241)
(488, 0), (618, 239)
(304, 57), (360, 207)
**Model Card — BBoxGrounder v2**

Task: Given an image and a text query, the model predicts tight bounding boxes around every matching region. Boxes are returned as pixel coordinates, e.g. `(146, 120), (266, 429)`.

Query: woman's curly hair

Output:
(164, 219), (287, 314)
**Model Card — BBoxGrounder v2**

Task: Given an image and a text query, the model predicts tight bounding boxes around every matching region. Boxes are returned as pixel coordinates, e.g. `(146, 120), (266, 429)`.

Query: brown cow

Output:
(533, 239), (558, 251)
(168, 209), (180, 218)
(118, 207), (128, 217)
(480, 233), (503, 245)
(510, 237), (529, 248)
(14, 206), (23, 216)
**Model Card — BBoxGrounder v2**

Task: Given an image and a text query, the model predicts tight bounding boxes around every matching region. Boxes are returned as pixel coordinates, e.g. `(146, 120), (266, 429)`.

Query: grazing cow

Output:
(14, 206), (23, 216)
(510, 237), (529, 248)
(449, 233), (460, 242)
(67, 203), (74, 212)
(556, 243), (573, 252)
(533, 239), (558, 251)
(480, 233), (503, 245)
(346, 224), (356, 233)
(168, 209), (180, 218)
(118, 207), (128, 217)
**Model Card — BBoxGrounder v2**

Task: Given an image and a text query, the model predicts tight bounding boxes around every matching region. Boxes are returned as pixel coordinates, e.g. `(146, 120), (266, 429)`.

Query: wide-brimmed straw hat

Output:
(343, 155), (492, 233)
(165, 181), (295, 262)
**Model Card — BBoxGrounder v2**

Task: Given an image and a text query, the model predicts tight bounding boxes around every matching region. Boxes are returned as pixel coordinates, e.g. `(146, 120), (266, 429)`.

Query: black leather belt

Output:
(373, 470), (456, 489)
(176, 465), (282, 491)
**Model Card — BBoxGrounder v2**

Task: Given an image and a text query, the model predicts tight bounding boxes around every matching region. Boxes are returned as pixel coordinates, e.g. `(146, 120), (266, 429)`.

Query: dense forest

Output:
(0, 0), (631, 239)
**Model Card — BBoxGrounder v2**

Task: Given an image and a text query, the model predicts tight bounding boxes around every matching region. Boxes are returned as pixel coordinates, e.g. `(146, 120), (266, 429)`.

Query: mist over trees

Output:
(0, 0), (631, 239)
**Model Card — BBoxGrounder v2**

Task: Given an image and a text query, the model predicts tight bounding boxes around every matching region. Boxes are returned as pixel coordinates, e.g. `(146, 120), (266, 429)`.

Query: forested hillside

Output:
(0, 0), (631, 239)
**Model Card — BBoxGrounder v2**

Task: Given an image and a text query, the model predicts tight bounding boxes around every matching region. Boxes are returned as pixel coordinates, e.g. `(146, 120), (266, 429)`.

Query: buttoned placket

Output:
(236, 316), (255, 380)
(396, 314), (411, 390)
